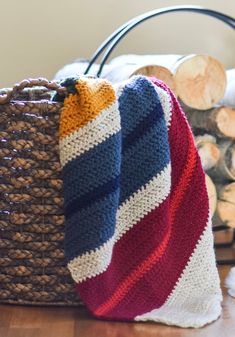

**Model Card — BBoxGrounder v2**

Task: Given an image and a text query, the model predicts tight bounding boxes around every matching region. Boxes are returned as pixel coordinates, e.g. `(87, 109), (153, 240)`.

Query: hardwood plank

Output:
(0, 304), (12, 328)
(7, 306), (76, 337)
(7, 328), (40, 337)
(0, 266), (234, 337)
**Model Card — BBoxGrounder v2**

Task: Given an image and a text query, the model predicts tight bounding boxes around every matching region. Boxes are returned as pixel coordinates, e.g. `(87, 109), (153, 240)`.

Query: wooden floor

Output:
(0, 265), (235, 337)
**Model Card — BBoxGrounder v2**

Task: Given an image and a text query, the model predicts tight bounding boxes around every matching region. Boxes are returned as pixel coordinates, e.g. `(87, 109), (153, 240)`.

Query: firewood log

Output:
(216, 182), (235, 228)
(195, 135), (220, 171)
(219, 69), (235, 107)
(185, 106), (235, 139)
(208, 140), (235, 181)
(109, 54), (226, 110)
(205, 174), (217, 216)
(174, 55), (226, 110)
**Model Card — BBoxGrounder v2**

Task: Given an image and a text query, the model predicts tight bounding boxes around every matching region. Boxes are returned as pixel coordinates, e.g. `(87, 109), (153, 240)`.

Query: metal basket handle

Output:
(84, 5), (235, 77)
(0, 78), (67, 104)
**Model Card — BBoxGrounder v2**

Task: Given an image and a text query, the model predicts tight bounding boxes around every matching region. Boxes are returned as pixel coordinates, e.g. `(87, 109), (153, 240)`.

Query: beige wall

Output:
(0, 0), (234, 87)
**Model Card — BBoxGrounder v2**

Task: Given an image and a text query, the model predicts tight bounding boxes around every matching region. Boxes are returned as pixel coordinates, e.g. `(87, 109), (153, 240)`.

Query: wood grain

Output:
(0, 266), (234, 337)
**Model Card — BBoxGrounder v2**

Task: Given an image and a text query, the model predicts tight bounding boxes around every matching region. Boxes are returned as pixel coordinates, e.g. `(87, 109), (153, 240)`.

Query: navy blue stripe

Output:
(120, 119), (169, 203)
(122, 99), (163, 152)
(64, 175), (120, 217)
(62, 131), (121, 200)
(119, 77), (169, 202)
(65, 190), (119, 261)
(118, 76), (161, 137)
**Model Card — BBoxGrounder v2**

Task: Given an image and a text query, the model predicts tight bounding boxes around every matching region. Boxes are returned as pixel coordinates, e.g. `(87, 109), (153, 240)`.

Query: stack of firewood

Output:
(184, 69), (235, 229)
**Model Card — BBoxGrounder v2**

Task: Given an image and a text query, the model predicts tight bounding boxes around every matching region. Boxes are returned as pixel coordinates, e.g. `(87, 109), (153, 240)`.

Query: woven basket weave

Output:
(0, 79), (82, 305)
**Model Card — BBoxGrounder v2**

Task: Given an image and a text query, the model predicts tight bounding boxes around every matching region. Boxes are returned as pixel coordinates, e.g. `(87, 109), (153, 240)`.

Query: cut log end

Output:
(215, 107), (235, 139)
(186, 106), (235, 140)
(175, 55), (226, 110)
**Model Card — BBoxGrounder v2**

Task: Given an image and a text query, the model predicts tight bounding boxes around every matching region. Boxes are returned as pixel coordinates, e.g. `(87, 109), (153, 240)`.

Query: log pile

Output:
(184, 69), (235, 229)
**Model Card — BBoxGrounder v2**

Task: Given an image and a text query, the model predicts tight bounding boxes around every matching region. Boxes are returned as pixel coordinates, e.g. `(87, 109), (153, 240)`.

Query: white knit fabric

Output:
(155, 86), (172, 128)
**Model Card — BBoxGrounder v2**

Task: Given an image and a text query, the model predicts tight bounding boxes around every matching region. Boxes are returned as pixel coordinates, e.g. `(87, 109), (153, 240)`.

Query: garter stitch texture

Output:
(58, 75), (222, 328)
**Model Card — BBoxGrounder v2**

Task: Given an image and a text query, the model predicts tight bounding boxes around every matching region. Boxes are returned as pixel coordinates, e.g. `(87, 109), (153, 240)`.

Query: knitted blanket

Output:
(58, 75), (222, 328)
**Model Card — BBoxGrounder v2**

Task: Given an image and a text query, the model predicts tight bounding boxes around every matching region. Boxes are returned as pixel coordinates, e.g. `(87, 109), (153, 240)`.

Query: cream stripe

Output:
(155, 86), (172, 129)
(116, 164), (171, 241)
(68, 164), (171, 283)
(135, 216), (222, 328)
(68, 237), (115, 283)
(59, 102), (120, 167)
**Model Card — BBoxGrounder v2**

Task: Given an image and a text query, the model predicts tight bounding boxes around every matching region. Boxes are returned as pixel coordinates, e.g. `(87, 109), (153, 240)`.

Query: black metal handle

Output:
(84, 5), (235, 77)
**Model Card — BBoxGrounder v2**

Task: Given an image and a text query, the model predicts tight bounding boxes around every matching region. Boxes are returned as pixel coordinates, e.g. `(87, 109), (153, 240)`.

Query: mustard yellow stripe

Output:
(59, 77), (116, 139)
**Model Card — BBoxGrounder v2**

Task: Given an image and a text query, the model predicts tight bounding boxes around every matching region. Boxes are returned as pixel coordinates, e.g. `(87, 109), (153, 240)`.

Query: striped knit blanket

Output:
(58, 75), (222, 328)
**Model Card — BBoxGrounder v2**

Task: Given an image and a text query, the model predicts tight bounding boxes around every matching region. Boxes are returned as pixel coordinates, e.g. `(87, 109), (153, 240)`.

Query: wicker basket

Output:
(0, 79), (82, 305)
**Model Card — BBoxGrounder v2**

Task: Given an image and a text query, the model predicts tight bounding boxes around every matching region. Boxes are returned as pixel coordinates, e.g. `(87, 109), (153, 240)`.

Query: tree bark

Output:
(186, 106), (235, 139)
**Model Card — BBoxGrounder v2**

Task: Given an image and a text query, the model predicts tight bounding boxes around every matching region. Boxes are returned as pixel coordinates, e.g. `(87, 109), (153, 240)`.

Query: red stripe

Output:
(94, 125), (197, 316)
(108, 157), (208, 320)
(77, 192), (171, 310)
